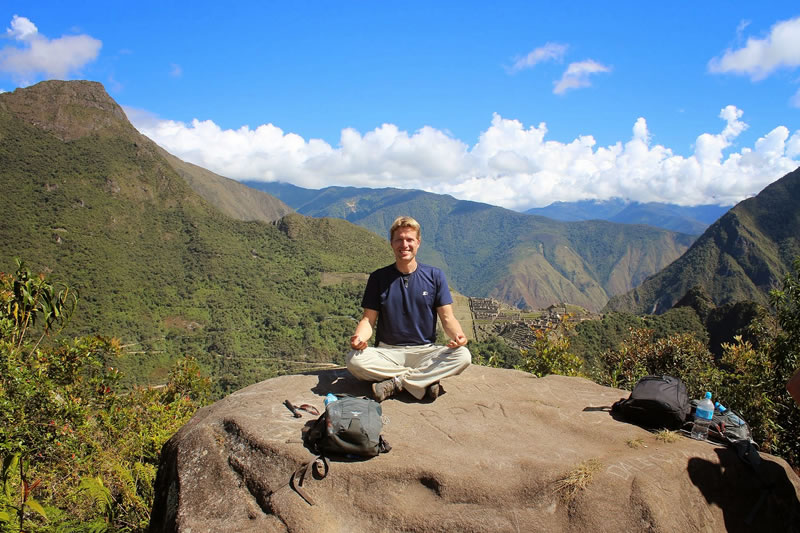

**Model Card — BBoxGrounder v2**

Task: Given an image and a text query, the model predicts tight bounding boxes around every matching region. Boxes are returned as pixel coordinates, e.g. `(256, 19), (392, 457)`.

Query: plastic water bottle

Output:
(324, 393), (338, 406)
(690, 392), (714, 440)
(715, 401), (744, 426)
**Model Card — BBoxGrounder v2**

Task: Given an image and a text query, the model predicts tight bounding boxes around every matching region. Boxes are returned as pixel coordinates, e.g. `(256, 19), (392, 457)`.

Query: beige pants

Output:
(346, 343), (471, 399)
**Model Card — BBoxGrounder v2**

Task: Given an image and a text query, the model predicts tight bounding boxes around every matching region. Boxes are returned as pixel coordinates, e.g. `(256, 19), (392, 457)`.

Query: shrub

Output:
(714, 259), (800, 465)
(517, 328), (584, 378)
(0, 261), (210, 531)
(593, 327), (718, 397)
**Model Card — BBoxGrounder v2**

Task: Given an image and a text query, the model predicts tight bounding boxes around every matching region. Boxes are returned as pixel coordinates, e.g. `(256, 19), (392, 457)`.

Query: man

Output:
(347, 216), (471, 402)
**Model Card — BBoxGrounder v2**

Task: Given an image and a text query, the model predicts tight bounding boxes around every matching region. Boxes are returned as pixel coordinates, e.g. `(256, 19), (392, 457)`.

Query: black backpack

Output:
(612, 375), (690, 430)
(304, 395), (391, 458)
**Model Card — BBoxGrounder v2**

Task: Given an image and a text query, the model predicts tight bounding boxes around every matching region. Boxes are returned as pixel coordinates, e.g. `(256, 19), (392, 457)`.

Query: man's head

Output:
(389, 216), (421, 241)
(389, 216), (421, 267)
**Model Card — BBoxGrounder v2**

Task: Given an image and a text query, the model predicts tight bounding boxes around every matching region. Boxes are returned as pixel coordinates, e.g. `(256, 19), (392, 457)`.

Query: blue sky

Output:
(2, 2), (800, 210)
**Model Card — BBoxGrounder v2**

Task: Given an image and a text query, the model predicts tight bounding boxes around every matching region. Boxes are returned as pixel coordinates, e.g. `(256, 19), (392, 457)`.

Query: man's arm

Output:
(350, 308), (378, 350)
(788, 367), (800, 406)
(437, 304), (468, 348)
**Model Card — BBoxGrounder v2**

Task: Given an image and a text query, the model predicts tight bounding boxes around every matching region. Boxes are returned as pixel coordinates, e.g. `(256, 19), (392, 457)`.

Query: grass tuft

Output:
(654, 429), (680, 443)
(626, 437), (646, 449)
(553, 458), (603, 502)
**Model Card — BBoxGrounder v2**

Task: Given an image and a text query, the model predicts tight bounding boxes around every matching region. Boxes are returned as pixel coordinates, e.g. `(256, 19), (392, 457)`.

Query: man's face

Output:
(391, 226), (420, 263)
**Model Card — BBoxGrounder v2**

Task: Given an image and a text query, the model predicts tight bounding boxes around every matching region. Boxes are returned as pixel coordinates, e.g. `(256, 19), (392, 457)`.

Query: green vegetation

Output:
(593, 258), (800, 466)
(470, 336), (524, 369)
(517, 319), (584, 378)
(1, 262), (211, 531)
(606, 167), (800, 315)
(0, 91), (392, 396)
(570, 307), (707, 369)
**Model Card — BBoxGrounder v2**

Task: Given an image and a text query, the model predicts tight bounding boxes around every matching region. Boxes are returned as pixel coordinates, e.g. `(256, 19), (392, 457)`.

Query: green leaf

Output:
(2, 454), (19, 498)
(0, 510), (11, 522)
(25, 497), (47, 519)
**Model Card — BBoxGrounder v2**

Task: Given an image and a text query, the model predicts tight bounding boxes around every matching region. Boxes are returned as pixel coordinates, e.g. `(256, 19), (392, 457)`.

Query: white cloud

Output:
(709, 16), (800, 80)
(0, 15), (101, 82)
(508, 43), (567, 73)
(736, 19), (751, 40)
(791, 87), (800, 108)
(129, 106), (800, 211)
(553, 60), (611, 94)
(7, 14), (37, 40)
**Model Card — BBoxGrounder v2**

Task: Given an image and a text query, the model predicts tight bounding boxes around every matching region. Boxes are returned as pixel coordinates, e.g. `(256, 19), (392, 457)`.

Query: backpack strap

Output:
(611, 398), (627, 413)
(379, 436), (392, 454)
(290, 456), (329, 506)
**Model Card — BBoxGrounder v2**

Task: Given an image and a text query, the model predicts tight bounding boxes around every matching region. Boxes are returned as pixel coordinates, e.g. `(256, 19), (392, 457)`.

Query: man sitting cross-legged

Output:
(347, 216), (471, 402)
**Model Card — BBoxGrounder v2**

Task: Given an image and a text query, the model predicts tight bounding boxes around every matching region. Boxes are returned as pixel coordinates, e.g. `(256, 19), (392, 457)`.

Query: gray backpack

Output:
(304, 395), (390, 458)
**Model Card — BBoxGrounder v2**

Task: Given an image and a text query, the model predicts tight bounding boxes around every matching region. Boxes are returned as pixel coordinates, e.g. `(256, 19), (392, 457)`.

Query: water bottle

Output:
(324, 393), (338, 406)
(715, 401), (744, 426)
(690, 392), (714, 440)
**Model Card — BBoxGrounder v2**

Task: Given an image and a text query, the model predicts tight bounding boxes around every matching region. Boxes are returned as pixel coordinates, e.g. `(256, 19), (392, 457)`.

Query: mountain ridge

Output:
(605, 166), (800, 314)
(246, 181), (695, 311)
(525, 199), (729, 235)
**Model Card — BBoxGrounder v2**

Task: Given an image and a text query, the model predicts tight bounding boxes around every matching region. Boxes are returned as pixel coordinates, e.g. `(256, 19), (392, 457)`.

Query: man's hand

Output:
(350, 335), (368, 351)
(447, 334), (468, 348)
(350, 310), (377, 351)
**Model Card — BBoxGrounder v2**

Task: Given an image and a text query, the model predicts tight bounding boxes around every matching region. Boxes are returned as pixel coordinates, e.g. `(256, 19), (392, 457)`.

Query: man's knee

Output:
(346, 349), (365, 374)
(451, 346), (472, 371)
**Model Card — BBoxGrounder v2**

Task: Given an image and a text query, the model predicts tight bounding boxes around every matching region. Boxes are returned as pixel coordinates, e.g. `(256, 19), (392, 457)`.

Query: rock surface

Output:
(149, 366), (800, 532)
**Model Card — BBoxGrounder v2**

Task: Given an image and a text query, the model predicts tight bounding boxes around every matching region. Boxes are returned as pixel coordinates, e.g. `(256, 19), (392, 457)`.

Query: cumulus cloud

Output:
(0, 15), (101, 82)
(508, 42), (567, 73)
(709, 15), (800, 80)
(553, 60), (611, 94)
(129, 106), (800, 211)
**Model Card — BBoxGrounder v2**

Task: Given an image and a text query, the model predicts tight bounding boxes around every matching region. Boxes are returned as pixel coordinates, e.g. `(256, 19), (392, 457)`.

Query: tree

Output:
(1, 262), (210, 531)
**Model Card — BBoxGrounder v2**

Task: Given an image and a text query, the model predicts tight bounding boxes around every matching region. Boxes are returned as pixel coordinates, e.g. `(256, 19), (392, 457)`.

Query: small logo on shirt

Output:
(422, 291), (429, 296)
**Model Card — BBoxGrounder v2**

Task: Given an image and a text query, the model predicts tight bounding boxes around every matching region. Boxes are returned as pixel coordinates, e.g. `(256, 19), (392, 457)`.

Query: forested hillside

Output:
(0, 80), (392, 393)
(605, 166), (800, 314)
(247, 181), (695, 311)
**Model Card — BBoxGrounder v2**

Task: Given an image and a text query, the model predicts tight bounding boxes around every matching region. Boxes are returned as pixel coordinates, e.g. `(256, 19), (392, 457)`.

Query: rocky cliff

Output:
(149, 366), (800, 532)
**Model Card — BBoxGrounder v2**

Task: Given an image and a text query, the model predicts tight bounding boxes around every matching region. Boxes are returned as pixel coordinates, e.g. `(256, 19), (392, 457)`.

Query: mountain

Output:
(245, 181), (695, 312)
(525, 199), (729, 235)
(158, 148), (293, 223)
(0, 80), (392, 393)
(605, 167), (800, 314)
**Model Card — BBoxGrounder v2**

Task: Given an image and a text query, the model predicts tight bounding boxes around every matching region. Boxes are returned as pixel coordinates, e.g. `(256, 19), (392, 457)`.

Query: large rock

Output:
(149, 366), (800, 532)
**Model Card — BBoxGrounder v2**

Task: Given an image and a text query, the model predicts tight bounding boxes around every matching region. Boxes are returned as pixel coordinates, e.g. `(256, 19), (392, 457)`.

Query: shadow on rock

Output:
(308, 368), (443, 404)
(688, 446), (800, 533)
(309, 368), (366, 397)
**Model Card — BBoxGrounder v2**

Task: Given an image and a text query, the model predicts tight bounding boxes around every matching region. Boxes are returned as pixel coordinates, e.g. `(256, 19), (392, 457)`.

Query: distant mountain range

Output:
(525, 199), (729, 235)
(0, 80), (392, 392)
(605, 166), (800, 314)
(245, 181), (695, 311)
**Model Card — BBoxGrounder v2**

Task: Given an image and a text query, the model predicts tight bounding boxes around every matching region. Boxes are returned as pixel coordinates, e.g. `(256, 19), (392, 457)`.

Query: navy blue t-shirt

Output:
(361, 263), (453, 346)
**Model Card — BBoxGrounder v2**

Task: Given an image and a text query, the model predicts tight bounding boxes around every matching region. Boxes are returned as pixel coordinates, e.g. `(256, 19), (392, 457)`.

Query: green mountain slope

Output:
(605, 166), (800, 314)
(246, 181), (695, 311)
(0, 80), (392, 392)
(158, 147), (293, 223)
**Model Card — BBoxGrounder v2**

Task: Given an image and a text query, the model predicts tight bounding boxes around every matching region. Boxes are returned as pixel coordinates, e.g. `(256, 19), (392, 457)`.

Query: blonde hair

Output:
(389, 216), (421, 241)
